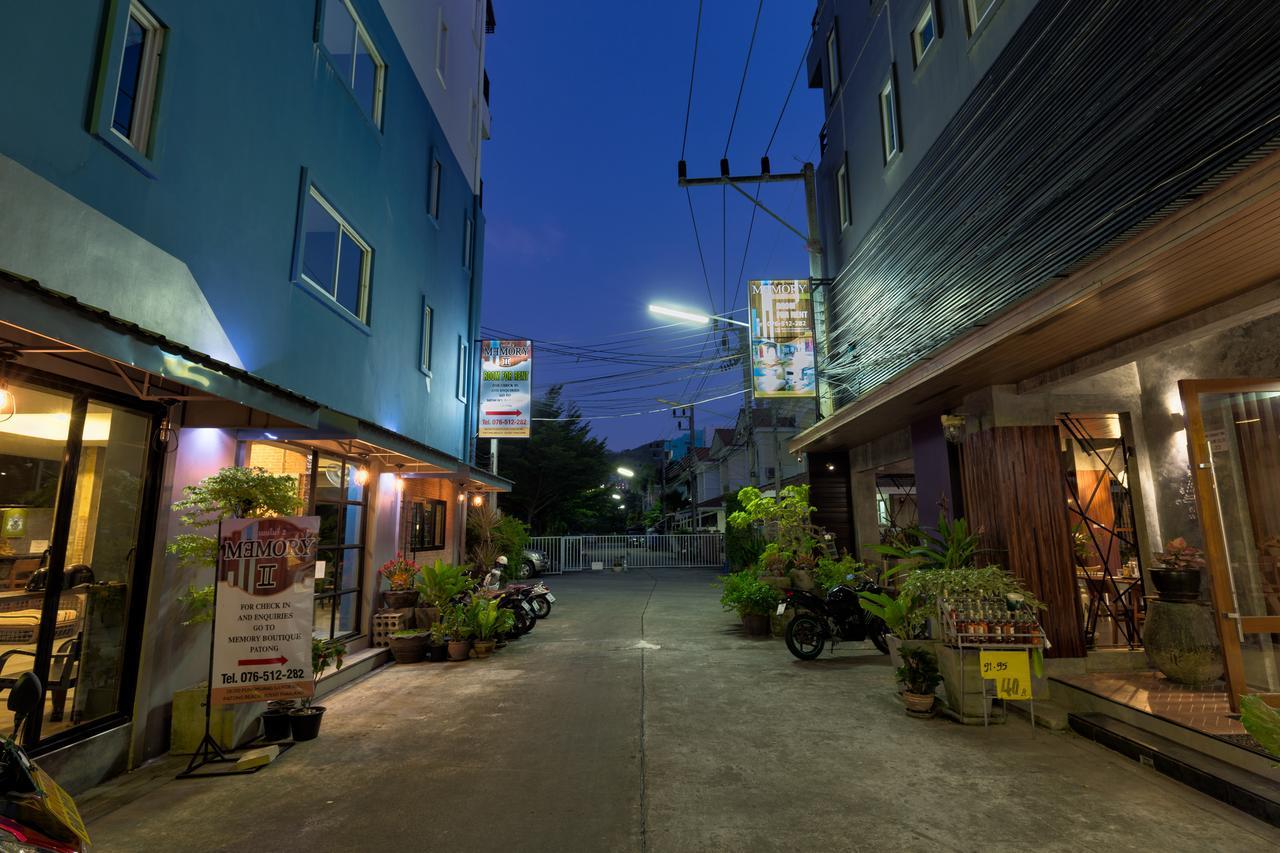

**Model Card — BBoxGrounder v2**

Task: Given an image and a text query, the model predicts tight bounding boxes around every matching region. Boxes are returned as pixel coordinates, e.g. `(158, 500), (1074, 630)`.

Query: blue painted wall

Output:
(0, 0), (482, 460)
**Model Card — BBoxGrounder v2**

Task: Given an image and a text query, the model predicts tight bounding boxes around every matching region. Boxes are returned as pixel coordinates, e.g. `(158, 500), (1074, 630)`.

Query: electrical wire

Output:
(680, 0), (705, 162)
(723, 0), (766, 159)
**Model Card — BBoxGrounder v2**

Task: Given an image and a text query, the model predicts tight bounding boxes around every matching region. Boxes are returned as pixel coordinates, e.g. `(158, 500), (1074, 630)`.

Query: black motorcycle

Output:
(781, 580), (890, 660)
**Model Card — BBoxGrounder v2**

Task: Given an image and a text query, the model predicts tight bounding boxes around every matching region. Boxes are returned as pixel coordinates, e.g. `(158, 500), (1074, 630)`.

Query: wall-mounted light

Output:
(395, 477), (406, 493)
(354, 467), (370, 486)
(825, 462), (837, 472)
(471, 494), (485, 507)
(0, 350), (16, 425)
(940, 414), (966, 444)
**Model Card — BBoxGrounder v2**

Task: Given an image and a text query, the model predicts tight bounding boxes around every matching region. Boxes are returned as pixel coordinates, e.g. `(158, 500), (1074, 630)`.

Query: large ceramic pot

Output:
(447, 638), (473, 661)
(389, 633), (429, 664)
(383, 589), (420, 609)
(1144, 599), (1223, 686)
(473, 639), (496, 658)
(742, 613), (771, 636)
(1148, 568), (1202, 602)
(288, 706), (325, 741)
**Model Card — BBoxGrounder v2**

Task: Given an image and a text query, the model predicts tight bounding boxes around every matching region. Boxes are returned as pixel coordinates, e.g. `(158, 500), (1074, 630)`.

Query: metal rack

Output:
(940, 604), (1049, 728)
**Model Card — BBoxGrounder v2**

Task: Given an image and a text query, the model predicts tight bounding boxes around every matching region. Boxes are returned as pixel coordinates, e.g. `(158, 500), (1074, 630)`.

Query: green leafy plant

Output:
(814, 554), (868, 591)
(429, 620), (448, 646)
(471, 596), (516, 641)
(858, 588), (926, 642)
(390, 628), (429, 639)
(875, 515), (981, 573)
(442, 603), (473, 640)
(897, 564), (1044, 612)
(729, 485), (828, 567)
(167, 466), (303, 624)
(1239, 694), (1280, 761)
(896, 646), (943, 695)
(304, 638), (346, 708)
(1154, 537), (1207, 571)
(724, 490), (766, 571)
(416, 560), (475, 609)
(718, 569), (782, 618)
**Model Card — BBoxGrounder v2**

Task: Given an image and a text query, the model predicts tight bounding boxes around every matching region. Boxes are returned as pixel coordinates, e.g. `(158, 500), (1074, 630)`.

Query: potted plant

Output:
(379, 552), (421, 609)
(260, 699), (294, 742)
(858, 572), (926, 668)
(1148, 537), (1206, 601)
(443, 604), (473, 661)
(470, 596), (513, 658)
(415, 559), (473, 627)
(897, 646), (943, 716)
(289, 638), (346, 741)
(388, 628), (430, 664)
(718, 570), (781, 636)
(428, 620), (449, 662)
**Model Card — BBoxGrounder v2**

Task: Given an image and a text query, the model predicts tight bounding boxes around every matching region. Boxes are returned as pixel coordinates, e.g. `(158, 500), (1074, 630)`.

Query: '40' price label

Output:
(979, 649), (1032, 700)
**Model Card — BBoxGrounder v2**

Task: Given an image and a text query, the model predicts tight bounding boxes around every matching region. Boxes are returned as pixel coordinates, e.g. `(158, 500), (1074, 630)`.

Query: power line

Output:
(680, 0), (705, 161)
(532, 388), (749, 422)
(723, 0), (766, 158)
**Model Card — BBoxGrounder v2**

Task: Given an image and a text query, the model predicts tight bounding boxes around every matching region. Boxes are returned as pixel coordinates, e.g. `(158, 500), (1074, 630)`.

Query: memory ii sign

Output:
(747, 279), (816, 398)
(478, 339), (532, 438)
(211, 516), (319, 705)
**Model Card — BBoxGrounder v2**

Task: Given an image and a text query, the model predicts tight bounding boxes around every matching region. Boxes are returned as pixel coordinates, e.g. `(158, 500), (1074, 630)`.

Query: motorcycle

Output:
(496, 588), (537, 637)
(0, 673), (91, 852)
(780, 579), (890, 660)
(526, 581), (555, 619)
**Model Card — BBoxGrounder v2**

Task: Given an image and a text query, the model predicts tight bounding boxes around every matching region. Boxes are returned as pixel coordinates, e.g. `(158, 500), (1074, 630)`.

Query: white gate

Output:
(525, 534), (725, 574)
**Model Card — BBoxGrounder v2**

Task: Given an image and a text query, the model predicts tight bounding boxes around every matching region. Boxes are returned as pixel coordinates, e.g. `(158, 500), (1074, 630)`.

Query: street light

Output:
(611, 493), (622, 500)
(616, 466), (635, 478)
(648, 303), (749, 328)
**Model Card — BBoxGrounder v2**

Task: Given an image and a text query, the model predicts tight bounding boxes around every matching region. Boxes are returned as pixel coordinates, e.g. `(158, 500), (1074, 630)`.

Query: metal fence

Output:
(526, 534), (725, 574)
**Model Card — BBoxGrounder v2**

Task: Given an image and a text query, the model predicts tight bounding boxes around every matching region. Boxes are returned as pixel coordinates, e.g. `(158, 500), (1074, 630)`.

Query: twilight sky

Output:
(480, 0), (821, 450)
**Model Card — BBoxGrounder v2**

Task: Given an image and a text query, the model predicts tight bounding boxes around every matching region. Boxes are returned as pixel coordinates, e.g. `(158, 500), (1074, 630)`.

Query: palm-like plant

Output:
(875, 515), (981, 572)
(416, 560), (475, 609)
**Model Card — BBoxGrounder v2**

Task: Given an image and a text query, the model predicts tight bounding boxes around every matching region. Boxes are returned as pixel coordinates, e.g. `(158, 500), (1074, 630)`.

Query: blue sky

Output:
(480, 1), (821, 449)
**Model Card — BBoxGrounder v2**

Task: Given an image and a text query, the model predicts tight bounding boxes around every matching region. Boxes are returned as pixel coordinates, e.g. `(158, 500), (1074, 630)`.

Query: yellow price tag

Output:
(979, 649), (1032, 700)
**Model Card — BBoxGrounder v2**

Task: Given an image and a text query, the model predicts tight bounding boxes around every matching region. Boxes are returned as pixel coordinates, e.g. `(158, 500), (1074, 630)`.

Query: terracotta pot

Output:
(384, 589), (420, 609)
(447, 638), (472, 661)
(903, 691), (935, 715)
(474, 639), (496, 658)
(389, 634), (429, 664)
(742, 613), (771, 636)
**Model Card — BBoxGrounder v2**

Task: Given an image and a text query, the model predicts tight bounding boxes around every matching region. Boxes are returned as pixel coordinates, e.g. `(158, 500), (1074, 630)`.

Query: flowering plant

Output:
(1154, 537), (1207, 572)
(379, 552), (420, 590)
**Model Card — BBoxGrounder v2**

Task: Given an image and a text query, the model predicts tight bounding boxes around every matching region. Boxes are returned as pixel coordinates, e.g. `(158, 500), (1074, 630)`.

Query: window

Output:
(825, 25), (841, 98)
(245, 443), (367, 641)
(299, 187), (372, 322)
(420, 302), (434, 374)
(912, 3), (937, 64)
(428, 158), (442, 219)
(836, 163), (850, 229)
(469, 92), (479, 148)
(966, 0), (998, 34)
(457, 337), (469, 402)
(111, 2), (164, 153)
(435, 9), (448, 85)
(321, 0), (385, 126)
(409, 500), (447, 551)
(879, 73), (901, 162)
(463, 215), (474, 270)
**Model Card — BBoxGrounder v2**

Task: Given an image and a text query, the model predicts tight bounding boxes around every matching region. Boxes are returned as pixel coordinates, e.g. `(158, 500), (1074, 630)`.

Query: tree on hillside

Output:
(497, 386), (613, 535)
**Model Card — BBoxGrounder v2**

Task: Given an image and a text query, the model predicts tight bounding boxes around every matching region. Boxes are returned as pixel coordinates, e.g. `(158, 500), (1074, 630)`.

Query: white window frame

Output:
(966, 0), (999, 35)
(463, 215), (474, 270)
(880, 74), (901, 162)
(429, 158), (443, 219)
(435, 9), (449, 87)
(912, 3), (937, 65)
(836, 162), (850, 229)
(420, 303), (434, 375)
(300, 187), (373, 322)
(469, 91), (479, 148)
(111, 2), (164, 154)
(323, 0), (386, 126)
(825, 25), (841, 98)
(456, 337), (469, 402)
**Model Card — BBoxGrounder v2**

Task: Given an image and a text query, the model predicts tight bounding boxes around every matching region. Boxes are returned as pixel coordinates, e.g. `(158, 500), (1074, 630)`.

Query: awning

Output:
(793, 148), (1280, 454)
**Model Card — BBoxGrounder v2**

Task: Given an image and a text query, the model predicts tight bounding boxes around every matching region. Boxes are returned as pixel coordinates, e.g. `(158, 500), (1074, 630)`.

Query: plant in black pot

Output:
(379, 553), (421, 609)
(1149, 537), (1206, 602)
(289, 638), (346, 741)
(261, 699), (295, 742)
(428, 620), (449, 662)
(896, 646), (942, 717)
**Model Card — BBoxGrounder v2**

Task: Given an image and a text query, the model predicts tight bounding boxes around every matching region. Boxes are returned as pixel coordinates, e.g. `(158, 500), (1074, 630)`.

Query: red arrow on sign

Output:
(485, 410), (522, 416)
(238, 656), (288, 666)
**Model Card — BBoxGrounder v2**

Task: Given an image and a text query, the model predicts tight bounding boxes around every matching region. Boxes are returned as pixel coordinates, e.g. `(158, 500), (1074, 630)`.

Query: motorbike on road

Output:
(0, 673), (91, 852)
(780, 579), (890, 660)
(525, 581), (554, 619)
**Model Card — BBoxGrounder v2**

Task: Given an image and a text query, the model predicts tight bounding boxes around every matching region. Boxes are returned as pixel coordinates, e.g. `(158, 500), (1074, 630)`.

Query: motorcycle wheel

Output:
(530, 597), (551, 619)
(867, 617), (890, 655)
(514, 607), (535, 635)
(785, 614), (827, 660)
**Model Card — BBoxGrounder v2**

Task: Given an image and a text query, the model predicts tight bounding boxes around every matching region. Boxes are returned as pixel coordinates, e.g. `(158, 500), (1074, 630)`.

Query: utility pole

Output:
(488, 437), (498, 509)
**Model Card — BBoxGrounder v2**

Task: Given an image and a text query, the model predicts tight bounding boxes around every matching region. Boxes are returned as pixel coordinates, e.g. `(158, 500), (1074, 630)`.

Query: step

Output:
(1069, 712), (1280, 828)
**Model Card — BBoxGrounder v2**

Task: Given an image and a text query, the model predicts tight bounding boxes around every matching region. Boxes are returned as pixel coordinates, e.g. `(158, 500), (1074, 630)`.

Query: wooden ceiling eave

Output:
(793, 148), (1280, 454)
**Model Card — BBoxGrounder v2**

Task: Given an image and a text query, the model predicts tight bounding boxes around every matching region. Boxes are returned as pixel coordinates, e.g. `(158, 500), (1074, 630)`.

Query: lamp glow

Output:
(611, 493), (622, 500)
(648, 304), (710, 325)
(616, 466), (635, 478)
(354, 467), (370, 486)
(0, 383), (13, 423)
(471, 494), (485, 507)
(395, 476), (406, 493)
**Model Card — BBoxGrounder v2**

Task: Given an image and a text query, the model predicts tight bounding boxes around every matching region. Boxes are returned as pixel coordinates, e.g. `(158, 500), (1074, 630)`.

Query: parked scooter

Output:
(780, 578), (890, 660)
(524, 581), (555, 619)
(0, 673), (91, 852)
(496, 587), (537, 637)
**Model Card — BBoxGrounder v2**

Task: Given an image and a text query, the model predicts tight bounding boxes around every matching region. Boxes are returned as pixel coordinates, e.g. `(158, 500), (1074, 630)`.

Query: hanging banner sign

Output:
(747, 279), (816, 398)
(478, 339), (532, 438)
(211, 516), (319, 705)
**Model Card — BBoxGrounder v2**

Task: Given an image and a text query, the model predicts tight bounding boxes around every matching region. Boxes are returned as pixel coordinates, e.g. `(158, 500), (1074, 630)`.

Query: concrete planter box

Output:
(935, 645), (994, 724)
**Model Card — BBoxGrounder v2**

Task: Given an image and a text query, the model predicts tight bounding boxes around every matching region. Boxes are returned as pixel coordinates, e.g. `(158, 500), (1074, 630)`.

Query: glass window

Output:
(880, 74), (900, 161)
(312, 454), (366, 641)
(111, 3), (164, 153)
(463, 216), (474, 271)
(967, 0), (998, 34)
(409, 500), (447, 551)
(457, 338), (469, 402)
(421, 303), (434, 374)
(429, 159), (442, 219)
(299, 188), (372, 323)
(836, 163), (850, 229)
(436, 10), (448, 81)
(245, 442), (311, 506)
(321, 0), (385, 125)
(826, 25), (840, 98)
(913, 3), (937, 64)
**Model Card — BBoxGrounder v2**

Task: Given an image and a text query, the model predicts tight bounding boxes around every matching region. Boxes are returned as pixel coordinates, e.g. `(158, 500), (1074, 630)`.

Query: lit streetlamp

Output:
(648, 303), (749, 328)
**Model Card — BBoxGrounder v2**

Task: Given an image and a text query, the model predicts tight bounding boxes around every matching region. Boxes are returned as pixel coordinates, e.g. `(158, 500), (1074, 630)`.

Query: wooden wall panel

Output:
(808, 452), (855, 556)
(962, 427), (1086, 658)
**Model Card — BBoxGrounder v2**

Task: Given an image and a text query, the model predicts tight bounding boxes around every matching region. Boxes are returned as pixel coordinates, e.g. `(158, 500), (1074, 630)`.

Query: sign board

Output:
(979, 649), (1033, 700)
(211, 516), (319, 705)
(747, 279), (816, 398)
(478, 339), (532, 438)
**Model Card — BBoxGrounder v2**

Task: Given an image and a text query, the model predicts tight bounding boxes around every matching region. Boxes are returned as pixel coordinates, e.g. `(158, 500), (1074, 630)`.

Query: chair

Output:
(0, 633), (81, 723)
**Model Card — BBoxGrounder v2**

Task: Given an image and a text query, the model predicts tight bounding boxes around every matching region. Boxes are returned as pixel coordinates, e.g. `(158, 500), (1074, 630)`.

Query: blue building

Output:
(0, 0), (501, 788)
